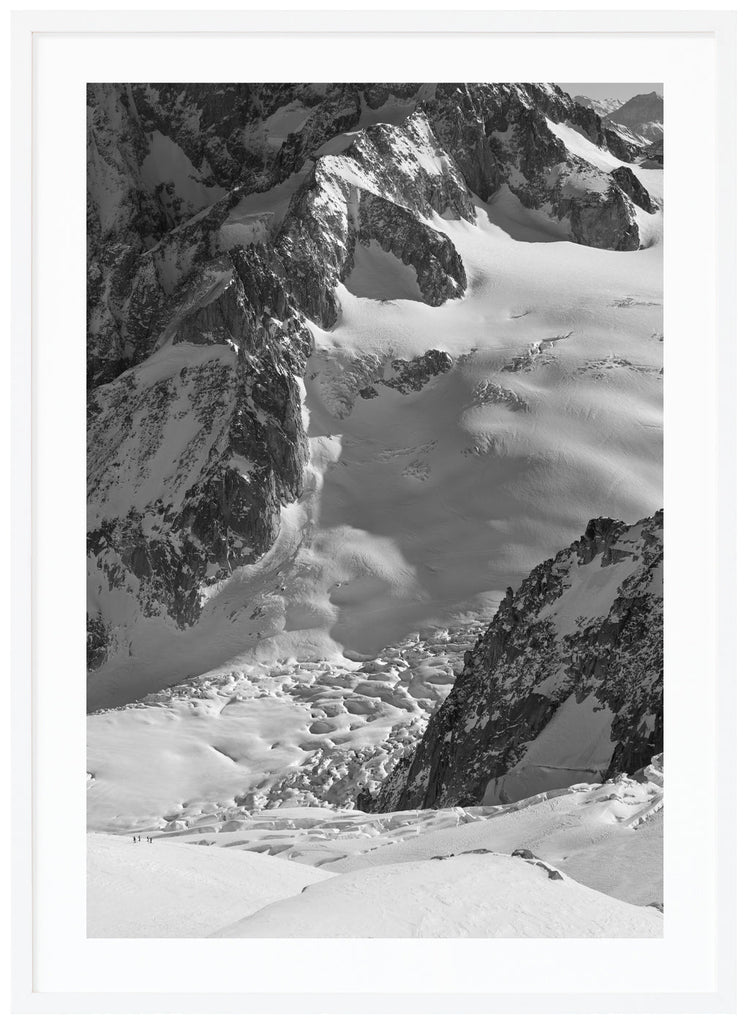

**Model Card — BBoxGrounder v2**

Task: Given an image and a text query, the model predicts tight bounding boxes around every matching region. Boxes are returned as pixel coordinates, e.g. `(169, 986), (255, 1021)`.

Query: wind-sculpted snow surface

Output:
(373, 513), (662, 811)
(170, 757), (662, 884)
(213, 853), (662, 938)
(87, 82), (661, 675)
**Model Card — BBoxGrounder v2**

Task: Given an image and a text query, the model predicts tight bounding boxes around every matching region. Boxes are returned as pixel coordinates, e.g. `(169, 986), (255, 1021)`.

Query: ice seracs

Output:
(87, 620), (485, 830)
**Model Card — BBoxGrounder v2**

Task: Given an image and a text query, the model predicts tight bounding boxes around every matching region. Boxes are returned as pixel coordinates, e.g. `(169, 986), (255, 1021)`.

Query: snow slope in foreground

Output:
(172, 765), (663, 908)
(87, 834), (330, 938)
(88, 765), (662, 937)
(327, 778), (663, 909)
(213, 854), (662, 939)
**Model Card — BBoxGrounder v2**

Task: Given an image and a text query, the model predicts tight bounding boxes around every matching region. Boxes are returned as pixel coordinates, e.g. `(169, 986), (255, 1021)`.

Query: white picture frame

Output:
(10, 6), (737, 1015)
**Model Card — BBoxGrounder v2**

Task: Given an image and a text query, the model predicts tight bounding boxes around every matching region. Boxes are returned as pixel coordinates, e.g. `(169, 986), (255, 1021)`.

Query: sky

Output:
(558, 83), (662, 103)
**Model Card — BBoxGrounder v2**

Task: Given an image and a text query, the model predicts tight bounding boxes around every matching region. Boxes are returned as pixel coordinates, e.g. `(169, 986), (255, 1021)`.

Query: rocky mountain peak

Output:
(370, 511), (663, 812)
(87, 83), (661, 670)
(603, 91), (663, 144)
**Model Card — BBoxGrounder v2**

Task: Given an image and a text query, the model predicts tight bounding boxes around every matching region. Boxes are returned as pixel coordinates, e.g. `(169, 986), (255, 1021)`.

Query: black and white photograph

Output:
(83, 80), (666, 939)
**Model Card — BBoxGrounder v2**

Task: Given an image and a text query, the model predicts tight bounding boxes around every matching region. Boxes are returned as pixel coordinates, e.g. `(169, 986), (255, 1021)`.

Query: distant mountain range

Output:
(573, 95), (624, 118)
(575, 91), (663, 144)
(604, 92), (663, 143)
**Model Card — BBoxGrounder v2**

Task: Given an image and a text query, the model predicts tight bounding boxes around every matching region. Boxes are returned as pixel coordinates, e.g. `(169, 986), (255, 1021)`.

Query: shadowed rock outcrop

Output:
(371, 512), (663, 811)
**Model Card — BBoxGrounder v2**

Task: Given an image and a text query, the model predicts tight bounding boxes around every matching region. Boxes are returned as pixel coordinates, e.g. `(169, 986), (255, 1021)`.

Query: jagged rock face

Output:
(640, 137), (664, 169)
(610, 166), (658, 215)
(420, 83), (649, 250)
(603, 126), (644, 163)
(88, 82), (659, 661)
(87, 255), (311, 633)
(87, 86), (474, 654)
(87, 613), (112, 671)
(360, 350), (454, 400)
(373, 512), (663, 812)
(316, 348), (454, 418)
(274, 111), (472, 328)
(567, 95), (649, 162)
(88, 82), (654, 371)
(88, 82), (654, 380)
(567, 188), (641, 252)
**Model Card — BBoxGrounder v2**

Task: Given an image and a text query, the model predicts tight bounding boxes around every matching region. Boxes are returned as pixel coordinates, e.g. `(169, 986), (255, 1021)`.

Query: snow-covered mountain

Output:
(573, 94), (624, 118)
(87, 82), (661, 706)
(87, 78), (663, 822)
(603, 91), (663, 144)
(372, 513), (662, 811)
(87, 82), (663, 939)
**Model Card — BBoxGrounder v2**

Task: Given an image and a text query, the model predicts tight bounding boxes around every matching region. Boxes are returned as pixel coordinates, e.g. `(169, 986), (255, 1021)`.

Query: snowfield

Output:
(87, 833), (331, 938)
(88, 762), (663, 938)
(175, 759), (663, 900)
(213, 854), (662, 939)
